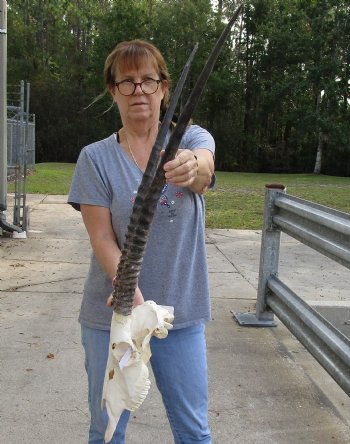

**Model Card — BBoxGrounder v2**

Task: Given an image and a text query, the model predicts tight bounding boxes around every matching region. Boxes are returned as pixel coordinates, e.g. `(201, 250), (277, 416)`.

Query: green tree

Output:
(6, 0), (350, 174)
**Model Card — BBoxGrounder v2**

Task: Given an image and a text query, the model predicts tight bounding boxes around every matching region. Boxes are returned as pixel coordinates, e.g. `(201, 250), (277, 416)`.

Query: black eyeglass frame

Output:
(115, 79), (162, 96)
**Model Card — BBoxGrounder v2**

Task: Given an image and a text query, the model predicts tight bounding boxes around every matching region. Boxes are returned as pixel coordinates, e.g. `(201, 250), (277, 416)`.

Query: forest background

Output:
(6, 0), (350, 176)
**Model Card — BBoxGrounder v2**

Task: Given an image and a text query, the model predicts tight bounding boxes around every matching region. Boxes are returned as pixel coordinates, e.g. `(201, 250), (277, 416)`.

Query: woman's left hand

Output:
(163, 149), (198, 188)
(106, 286), (144, 308)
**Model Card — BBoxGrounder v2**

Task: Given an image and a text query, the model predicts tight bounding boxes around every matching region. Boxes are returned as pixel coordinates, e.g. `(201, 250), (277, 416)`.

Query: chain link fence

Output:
(7, 82), (35, 179)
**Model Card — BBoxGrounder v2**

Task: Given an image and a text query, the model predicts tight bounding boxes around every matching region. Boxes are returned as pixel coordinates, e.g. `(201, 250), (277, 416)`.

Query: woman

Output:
(68, 39), (215, 444)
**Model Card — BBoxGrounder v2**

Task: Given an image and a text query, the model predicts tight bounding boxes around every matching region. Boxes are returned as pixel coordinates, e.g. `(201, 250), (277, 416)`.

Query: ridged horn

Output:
(112, 5), (243, 315)
(111, 43), (199, 315)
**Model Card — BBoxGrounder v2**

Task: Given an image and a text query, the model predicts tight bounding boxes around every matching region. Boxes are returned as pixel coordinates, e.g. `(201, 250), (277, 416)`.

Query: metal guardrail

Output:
(234, 184), (350, 396)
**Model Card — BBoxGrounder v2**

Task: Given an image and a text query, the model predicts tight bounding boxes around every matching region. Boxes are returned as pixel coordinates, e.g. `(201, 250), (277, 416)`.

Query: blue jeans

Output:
(81, 323), (211, 444)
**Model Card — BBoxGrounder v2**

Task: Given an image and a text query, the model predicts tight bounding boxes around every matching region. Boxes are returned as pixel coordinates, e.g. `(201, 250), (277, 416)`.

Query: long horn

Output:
(112, 42), (198, 266)
(113, 5), (243, 315)
(111, 43), (198, 313)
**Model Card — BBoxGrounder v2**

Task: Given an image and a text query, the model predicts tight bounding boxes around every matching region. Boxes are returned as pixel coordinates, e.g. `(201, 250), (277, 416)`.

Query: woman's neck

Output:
(118, 120), (160, 172)
(122, 117), (160, 140)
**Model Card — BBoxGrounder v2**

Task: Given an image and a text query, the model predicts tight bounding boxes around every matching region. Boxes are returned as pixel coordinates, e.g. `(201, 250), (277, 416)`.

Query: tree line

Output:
(7, 0), (350, 175)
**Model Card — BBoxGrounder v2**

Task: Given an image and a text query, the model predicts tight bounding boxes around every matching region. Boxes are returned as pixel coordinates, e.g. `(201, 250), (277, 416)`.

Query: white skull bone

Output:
(102, 300), (174, 443)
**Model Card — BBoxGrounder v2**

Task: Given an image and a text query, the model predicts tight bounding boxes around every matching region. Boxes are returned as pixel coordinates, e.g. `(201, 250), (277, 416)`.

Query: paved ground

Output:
(0, 194), (349, 444)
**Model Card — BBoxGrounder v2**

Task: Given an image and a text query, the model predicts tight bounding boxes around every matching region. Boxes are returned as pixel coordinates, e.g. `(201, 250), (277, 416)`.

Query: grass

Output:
(205, 172), (350, 229)
(8, 163), (350, 229)
(8, 163), (76, 195)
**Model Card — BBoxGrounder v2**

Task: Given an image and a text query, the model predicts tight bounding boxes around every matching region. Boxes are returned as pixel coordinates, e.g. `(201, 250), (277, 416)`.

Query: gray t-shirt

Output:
(68, 124), (215, 330)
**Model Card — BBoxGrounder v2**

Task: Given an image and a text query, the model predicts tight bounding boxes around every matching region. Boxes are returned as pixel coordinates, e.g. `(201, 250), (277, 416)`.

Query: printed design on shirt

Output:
(159, 184), (170, 208)
(130, 179), (141, 204)
(158, 184), (184, 223)
(130, 191), (137, 204)
(129, 182), (185, 223)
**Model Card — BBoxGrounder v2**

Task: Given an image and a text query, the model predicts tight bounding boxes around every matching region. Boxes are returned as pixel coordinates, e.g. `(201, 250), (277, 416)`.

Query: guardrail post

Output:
(234, 184), (286, 327)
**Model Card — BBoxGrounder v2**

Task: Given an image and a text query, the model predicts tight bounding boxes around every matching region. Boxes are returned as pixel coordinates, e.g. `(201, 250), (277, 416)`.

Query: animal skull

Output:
(102, 301), (174, 443)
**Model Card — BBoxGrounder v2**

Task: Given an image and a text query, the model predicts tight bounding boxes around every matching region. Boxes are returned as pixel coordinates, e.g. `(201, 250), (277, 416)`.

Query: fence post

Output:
(234, 184), (286, 327)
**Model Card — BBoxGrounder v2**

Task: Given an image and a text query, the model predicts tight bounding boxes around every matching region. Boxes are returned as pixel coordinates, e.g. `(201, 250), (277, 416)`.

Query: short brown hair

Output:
(104, 39), (171, 111)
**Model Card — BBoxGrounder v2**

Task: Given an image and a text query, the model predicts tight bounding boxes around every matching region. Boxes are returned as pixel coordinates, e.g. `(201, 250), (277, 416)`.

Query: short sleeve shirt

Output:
(68, 125), (215, 330)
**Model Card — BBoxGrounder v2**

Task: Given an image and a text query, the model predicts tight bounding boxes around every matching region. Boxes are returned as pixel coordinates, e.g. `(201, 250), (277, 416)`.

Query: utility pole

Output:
(0, 0), (23, 235)
(0, 0), (7, 212)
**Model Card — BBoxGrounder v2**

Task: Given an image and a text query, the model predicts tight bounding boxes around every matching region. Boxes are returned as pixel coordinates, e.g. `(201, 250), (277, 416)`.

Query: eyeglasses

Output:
(115, 79), (162, 96)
